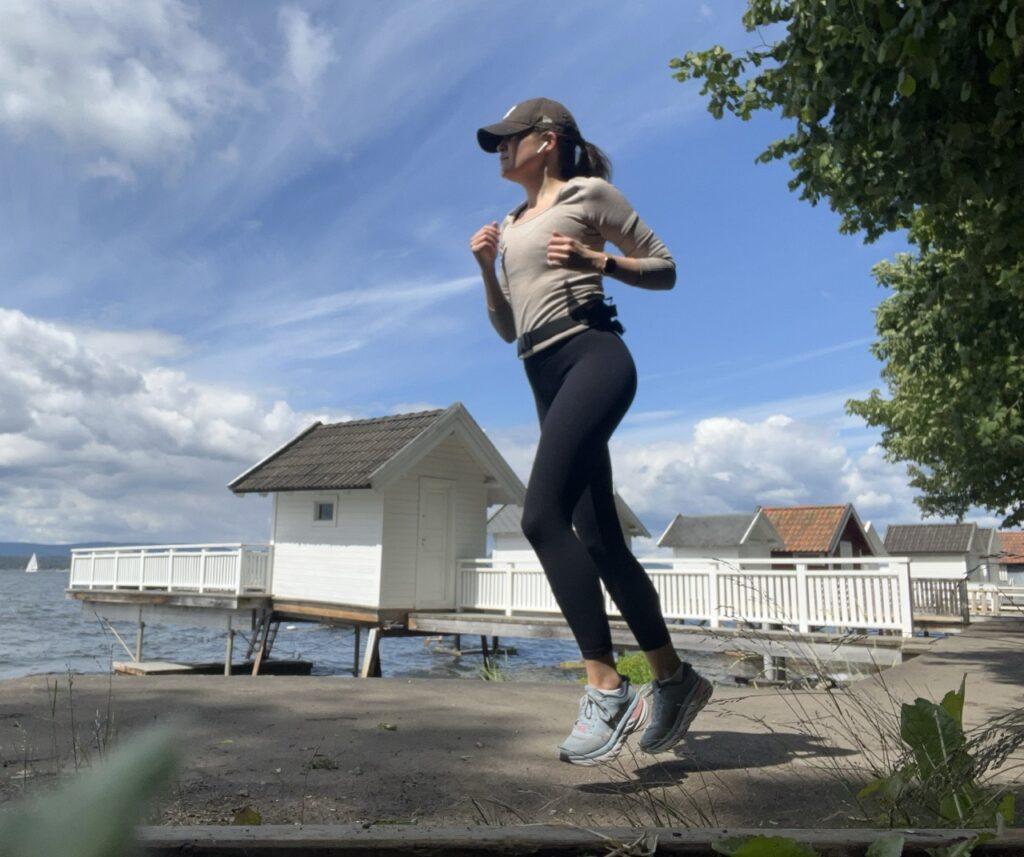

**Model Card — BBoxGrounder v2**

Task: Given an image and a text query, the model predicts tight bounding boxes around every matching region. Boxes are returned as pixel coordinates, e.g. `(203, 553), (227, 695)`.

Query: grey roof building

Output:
(656, 510), (783, 556)
(883, 523), (979, 554)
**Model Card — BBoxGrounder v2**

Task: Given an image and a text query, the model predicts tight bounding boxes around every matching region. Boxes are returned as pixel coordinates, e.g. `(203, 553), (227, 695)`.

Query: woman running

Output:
(468, 97), (713, 766)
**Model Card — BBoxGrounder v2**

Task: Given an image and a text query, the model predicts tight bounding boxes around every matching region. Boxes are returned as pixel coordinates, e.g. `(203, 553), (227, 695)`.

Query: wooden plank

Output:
(113, 660), (312, 676)
(67, 589), (269, 610)
(251, 612), (272, 676)
(271, 600), (407, 626)
(134, 825), (1024, 856)
(360, 627), (381, 678)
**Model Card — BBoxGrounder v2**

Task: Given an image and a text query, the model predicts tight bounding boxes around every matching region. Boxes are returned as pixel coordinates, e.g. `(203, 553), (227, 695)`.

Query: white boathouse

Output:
(226, 403), (524, 617)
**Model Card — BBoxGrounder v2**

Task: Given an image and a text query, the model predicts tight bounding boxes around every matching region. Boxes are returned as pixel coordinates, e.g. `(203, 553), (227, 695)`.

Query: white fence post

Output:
(897, 559), (914, 636)
(199, 548), (207, 594)
(958, 579), (970, 624)
(89, 552), (96, 590)
(708, 561), (720, 628)
(795, 562), (810, 633)
(505, 563), (514, 617)
(113, 550), (121, 590)
(235, 548), (244, 595)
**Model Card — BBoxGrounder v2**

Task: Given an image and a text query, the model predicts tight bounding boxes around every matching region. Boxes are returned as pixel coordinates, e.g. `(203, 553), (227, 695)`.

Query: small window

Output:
(315, 502), (334, 522)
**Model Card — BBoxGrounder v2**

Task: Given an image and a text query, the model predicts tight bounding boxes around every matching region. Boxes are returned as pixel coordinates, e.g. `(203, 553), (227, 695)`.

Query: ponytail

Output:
(557, 135), (612, 181)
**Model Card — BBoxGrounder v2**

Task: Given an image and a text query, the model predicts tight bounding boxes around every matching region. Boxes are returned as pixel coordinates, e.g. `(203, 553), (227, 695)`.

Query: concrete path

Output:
(1, 619), (1021, 828)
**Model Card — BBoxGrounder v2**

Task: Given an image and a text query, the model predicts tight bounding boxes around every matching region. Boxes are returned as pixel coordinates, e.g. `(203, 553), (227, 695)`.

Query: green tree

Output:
(670, 0), (1024, 525)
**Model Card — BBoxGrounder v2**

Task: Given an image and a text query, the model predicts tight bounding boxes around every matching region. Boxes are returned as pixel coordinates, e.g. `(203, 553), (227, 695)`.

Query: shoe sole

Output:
(558, 690), (651, 766)
(640, 675), (713, 754)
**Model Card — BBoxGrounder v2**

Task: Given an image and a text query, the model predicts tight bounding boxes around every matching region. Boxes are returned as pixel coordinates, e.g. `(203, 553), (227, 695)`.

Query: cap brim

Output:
(476, 120), (532, 152)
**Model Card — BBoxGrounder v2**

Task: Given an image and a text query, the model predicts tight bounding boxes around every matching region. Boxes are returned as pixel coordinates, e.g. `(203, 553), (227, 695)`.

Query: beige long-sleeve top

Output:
(496, 175), (675, 359)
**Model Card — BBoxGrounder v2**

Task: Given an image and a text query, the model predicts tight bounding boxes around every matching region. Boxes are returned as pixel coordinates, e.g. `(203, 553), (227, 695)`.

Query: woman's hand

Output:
(547, 230), (600, 271)
(470, 221), (500, 268)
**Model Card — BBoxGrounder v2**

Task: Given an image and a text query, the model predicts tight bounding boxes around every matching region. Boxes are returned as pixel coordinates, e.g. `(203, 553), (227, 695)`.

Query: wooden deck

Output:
(407, 609), (938, 666)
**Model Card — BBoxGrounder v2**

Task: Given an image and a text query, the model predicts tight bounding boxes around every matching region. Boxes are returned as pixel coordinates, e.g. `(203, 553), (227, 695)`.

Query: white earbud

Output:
(536, 143), (547, 154)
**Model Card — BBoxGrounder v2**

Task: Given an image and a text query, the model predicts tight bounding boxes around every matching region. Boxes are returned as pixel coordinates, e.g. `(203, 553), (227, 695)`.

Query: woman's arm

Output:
(480, 264), (516, 343)
(470, 219), (517, 343)
(589, 252), (663, 289)
(588, 179), (676, 290)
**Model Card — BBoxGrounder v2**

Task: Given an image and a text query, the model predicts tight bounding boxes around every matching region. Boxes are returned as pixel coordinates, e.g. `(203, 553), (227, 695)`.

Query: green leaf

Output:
(898, 70), (917, 96)
(232, 806), (262, 825)
(989, 60), (1010, 86)
(926, 835), (983, 857)
(901, 695), (965, 779)
(996, 790), (1015, 825)
(713, 835), (820, 857)
(868, 832), (905, 857)
(0, 725), (179, 857)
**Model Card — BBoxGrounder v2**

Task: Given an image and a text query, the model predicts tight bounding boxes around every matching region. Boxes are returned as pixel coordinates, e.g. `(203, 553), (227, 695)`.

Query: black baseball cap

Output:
(476, 97), (583, 153)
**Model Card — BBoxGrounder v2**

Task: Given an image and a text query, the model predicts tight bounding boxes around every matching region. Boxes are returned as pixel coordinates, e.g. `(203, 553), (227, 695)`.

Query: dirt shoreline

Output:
(1, 620), (1021, 828)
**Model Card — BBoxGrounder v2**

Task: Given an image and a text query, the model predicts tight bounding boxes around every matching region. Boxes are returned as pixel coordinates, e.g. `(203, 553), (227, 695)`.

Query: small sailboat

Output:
(25, 552), (39, 573)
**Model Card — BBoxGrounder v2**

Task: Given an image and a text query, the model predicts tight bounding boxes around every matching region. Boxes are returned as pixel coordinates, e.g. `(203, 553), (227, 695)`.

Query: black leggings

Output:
(521, 325), (673, 660)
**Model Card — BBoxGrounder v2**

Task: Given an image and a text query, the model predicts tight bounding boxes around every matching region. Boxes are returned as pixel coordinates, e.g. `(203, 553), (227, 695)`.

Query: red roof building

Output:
(758, 503), (875, 557)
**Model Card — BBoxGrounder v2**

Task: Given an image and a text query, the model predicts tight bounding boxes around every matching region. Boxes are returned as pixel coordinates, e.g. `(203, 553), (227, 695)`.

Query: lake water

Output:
(0, 568), (752, 684)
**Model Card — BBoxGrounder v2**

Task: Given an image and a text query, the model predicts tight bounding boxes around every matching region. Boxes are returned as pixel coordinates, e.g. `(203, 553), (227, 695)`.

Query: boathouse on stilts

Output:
(68, 403), (526, 677)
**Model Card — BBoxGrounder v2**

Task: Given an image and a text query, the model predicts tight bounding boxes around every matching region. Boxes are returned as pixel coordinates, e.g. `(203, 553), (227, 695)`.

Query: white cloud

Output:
(84, 157), (136, 184)
(487, 408), (938, 549)
(0, 0), (250, 169)
(278, 5), (335, 102)
(0, 307), (354, 543)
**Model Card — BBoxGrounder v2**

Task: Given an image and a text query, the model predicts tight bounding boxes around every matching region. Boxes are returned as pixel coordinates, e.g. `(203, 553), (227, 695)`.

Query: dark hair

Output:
(556, 134), (611, 181)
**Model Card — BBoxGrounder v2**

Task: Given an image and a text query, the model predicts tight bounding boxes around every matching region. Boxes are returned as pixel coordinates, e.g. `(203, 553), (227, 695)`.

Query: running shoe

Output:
(557, 674), (650, 766)
(638, 663), (713, 754)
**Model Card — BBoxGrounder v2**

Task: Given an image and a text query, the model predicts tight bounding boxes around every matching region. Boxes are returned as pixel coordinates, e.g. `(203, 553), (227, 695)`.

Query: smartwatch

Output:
(602, 254), (618, 275)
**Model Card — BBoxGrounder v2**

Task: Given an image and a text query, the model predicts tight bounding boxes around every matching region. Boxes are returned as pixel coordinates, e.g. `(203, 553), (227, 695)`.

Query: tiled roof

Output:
(997, 531), (1024, 565)
(760, 505), (848, 553)
(884, 523), (975, 554)
(230, 408), (448, 493)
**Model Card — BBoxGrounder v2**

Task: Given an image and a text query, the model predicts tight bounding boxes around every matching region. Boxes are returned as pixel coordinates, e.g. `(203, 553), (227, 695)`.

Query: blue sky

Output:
(0, 0), (996, 548)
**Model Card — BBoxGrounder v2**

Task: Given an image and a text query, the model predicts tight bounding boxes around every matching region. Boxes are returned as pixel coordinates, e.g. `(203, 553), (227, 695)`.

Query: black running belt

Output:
(516, 295), (625, 358)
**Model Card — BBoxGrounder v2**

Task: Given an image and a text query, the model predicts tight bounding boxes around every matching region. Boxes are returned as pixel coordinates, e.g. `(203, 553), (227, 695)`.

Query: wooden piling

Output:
(224, 629), (234, 677)
(360, 627), (381, 678)
(135, 620), (145, 661)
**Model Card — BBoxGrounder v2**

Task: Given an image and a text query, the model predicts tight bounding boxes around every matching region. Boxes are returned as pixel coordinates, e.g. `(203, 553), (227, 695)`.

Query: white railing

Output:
(68, 543), (272, 595)
(966, 583), (1024, 617)
(457, 556), (917, 637)
(912, 577), (969, 621)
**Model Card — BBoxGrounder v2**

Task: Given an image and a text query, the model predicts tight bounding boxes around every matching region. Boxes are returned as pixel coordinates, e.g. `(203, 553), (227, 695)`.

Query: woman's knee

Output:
(520, 499), (556, 545)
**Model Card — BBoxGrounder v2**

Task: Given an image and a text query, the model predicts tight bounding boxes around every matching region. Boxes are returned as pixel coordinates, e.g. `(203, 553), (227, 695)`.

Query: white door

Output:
(415, 477), (453, 608)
